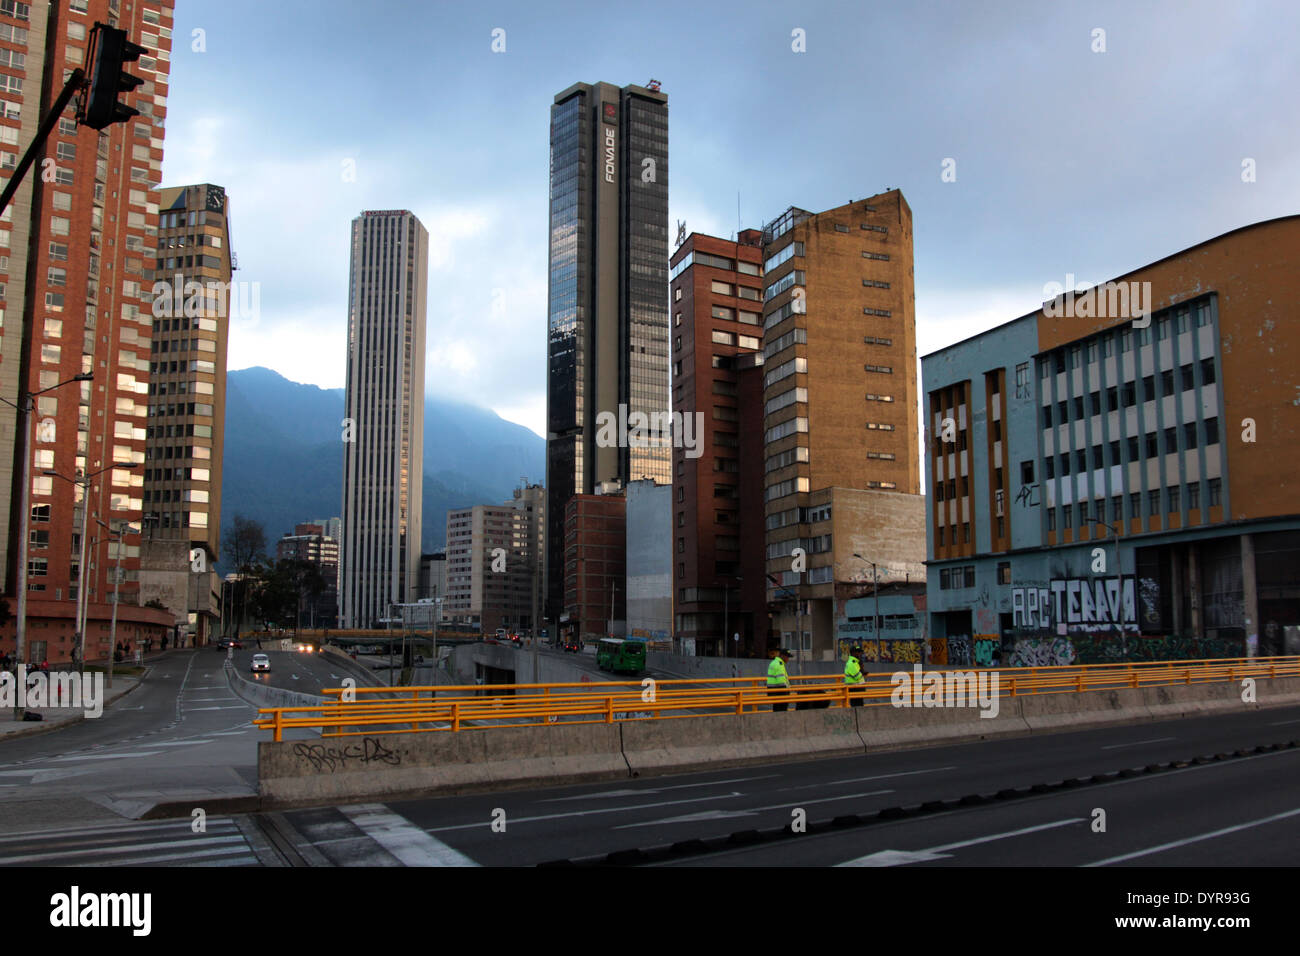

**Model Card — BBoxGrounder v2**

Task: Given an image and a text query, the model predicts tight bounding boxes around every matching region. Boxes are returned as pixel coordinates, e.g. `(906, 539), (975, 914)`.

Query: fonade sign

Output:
(603, 102), (617, 184)
(1012, 576), (1137, 631)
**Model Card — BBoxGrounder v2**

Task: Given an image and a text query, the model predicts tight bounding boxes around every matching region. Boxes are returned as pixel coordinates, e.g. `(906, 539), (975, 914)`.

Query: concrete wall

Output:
(257, 674), (1300, 807)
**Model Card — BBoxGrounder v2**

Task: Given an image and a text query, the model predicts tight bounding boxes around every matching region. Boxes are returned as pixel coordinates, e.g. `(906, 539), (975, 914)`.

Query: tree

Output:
(224, 515), (266, 639)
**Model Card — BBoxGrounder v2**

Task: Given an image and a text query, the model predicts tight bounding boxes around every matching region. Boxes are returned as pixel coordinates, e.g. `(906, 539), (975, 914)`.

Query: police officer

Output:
(844, 646), (866, 706)
(767, 648), (793, 712)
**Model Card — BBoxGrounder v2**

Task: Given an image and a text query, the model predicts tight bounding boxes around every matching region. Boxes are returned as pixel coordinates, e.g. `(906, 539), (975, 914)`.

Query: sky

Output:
(159, 0), (1300, 439)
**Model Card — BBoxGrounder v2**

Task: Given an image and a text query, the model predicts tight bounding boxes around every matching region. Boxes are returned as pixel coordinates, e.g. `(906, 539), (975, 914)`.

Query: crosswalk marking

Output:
(0, 817), (258, 867)
(340, 804), (479, 866)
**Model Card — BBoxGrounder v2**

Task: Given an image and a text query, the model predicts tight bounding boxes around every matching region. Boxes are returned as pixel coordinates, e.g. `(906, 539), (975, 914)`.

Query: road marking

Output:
(148, 740), (213, 747)
(1085, 807), (1300, 866)
(776, 766), (956, 792)
(1268, 718), (1300, 726)
(1100, 737), (1176, 750)
(208, 730), (249, 737)
(0, 834), (246, 865)
(426, 792), (748, 833)
(184, 697), (237, 703)
(340, 804), (479, 867)
(616, 809), (758, 828)
(45, 752), (163, 762)
(540, 774), (779, 802)
(186, 705), (248, 711)
(838, 818), (1086, 867)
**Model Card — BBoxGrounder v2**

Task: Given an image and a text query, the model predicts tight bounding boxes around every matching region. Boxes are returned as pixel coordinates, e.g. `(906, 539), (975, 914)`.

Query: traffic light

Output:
(80, 22), (147, 131)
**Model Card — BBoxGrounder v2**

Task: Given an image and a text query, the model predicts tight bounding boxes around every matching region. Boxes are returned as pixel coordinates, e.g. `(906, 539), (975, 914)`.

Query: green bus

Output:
(596, 637), (646, 675)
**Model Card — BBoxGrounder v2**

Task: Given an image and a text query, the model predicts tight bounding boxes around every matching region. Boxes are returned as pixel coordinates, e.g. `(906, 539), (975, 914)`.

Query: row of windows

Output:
(1041, 359), (1216, 426)
(1045, 479), (1222, 530)
(1042, 418), (1219, 478)
(1039, 304), (1213, 377)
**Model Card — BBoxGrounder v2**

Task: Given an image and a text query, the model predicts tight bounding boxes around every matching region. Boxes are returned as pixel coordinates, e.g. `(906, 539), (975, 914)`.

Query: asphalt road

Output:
(301, 702), (1300, 866)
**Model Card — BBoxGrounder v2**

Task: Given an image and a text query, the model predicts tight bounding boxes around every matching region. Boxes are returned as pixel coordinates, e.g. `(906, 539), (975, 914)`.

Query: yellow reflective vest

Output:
(844, 656), (864, 685)
(767, 657), (789, 687)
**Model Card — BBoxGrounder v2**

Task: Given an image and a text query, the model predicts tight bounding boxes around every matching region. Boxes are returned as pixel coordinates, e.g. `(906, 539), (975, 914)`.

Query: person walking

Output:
(844, 646), (866, 706)
(767, 648), (793, 712)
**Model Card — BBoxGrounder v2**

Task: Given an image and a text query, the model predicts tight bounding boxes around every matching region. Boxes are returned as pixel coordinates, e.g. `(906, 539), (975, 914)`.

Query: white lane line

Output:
(147, 740), (214, 747)
(1085, 807), (1300, 866)
(540, 774), (780, 802)
(1269, 718), (1300, 726)
(0, 834), (246, 865)
(184, 698), (239, 703)
(838, 818), (1086, 867)
(615, 789), (893, 830)
(1100, 737), (1176, 750)
(186, 705), (247, 711)
(0, 818), (214, 844)
(426, 792), (747, 833)
(208, 730), (250, 736)
(776, 766), (956, 792)
(45, 752), (163, 762)
(85, 846), (254, 867)
(340, 804), (479, 867)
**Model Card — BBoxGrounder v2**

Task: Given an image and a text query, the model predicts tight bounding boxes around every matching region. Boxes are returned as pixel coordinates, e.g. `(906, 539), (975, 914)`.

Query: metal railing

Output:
(252, 656), (1300, 741)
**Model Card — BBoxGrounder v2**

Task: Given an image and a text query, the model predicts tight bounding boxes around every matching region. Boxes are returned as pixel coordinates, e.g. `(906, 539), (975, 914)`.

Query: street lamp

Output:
(95, 517), (137, 689)
(1091, 517), (1123, 579)
(721, 573), (742, 658)
(853, 553), (881, 658)
(44, 460), (137, 668)
(1, 371), (92, 702)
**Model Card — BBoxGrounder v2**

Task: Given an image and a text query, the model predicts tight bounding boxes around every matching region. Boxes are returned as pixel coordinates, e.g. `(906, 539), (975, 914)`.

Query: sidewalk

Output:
(0, 671), (142, 739)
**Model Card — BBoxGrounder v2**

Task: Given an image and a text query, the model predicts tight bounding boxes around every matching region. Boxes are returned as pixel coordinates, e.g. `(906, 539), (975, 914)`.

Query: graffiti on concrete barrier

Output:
(293, 736), (401, 773)
(1008, 637), (1075, 667)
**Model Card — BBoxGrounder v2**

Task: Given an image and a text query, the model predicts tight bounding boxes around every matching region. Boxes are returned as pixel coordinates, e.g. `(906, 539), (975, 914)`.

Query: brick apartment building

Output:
(669, 229), (768, 656)
(563, 490), (625, 642)
(760, 191), (926, 660)
(0, 1), (176, 663)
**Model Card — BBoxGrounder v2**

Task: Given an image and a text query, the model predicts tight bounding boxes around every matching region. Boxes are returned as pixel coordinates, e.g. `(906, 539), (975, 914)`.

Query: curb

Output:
(0, 670), (148, 743)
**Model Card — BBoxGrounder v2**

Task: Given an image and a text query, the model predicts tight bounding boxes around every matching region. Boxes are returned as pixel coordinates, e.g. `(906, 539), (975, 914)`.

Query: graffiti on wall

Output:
(973, 638), (1000, 667)
(1012, 576), (1137, 633)
(1014, 483), (1041, 508)
(946, 636), (971, 666)
(1008, 637), (1075, 667)
(929, 638), (948, 665)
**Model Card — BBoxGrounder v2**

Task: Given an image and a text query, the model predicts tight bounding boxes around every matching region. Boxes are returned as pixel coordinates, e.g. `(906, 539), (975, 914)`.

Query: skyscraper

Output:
(0, 1), (177, 664)
(139, 182), (233, 647)
(545, 81), (669, 622)
(339, 210), (427, 629)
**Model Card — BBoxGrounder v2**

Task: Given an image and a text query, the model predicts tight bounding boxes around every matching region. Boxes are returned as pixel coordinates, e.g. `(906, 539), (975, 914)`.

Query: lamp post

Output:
(853, 553), (881, 658)
(44, 461), (136, 668)
(95, 517), (136, 689)
(2, 371), (92, 712)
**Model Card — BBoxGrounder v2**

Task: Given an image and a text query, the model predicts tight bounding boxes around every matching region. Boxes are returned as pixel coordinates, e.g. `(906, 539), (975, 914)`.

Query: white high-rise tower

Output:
(340, 210), (428, 628)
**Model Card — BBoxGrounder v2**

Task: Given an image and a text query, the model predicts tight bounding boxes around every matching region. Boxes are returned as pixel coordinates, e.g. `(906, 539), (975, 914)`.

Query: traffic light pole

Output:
(0, 69), (84, 217)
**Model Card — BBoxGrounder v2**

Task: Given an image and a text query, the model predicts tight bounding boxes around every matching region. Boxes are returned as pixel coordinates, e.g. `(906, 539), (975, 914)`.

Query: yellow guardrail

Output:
(251, 656), (1300, 741)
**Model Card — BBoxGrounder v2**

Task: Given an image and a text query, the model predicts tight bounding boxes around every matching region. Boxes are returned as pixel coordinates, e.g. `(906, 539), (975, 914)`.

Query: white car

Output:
(251, 653), (270, 673)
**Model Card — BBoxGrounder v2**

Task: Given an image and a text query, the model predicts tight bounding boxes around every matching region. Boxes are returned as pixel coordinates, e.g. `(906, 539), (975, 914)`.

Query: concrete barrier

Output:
(258, 721), (627, 806)
(255, 673), (1300, 807)
(226, 661), (326, 711)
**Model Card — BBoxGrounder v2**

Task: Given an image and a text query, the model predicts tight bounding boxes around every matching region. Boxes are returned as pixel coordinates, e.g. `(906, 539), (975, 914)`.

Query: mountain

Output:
(220, 367), (544, 556)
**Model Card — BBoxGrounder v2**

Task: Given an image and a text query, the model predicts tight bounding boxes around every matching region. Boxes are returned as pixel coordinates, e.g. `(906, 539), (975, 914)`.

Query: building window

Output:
(1187, 481), (1200, 510)
(997, 562), (1011, 585)
(1208, 478), (1222, 507)
(1047, 509), (1056, 531)
(1149, 489), (1162, 515)
(1204, 417), (1219, 444)
(1062, 505), (1072, 529)
(1201, 358), (1216, 386)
